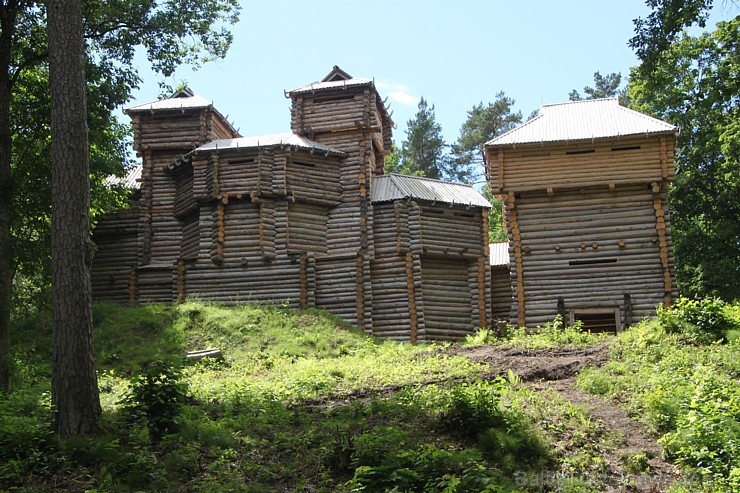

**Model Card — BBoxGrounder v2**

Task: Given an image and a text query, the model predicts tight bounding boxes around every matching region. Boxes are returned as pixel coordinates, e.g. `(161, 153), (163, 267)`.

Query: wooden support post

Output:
(356, 253), (364, 326)
(214, 202), (225, 263)
(477, 257), (486, 329)
(623, 293), (632, 328)
(394, 201), (402, 255)
(128, 269), (137, 306)
(406, 251), (417, 344)
(177, 260), (186, 303)
(212, 154), (220, 198)
(497, 150), (505, 193)
(507, 192), (526, 327)
(557, 297), (566, 321)
(300, 253), (307, 309)
(141, 149), (153, 264)
(482, 209), (490, 257)
(259, 202), (265, 250)
(283, 157), (288, 195)
(660, 137), (668, 180)
(652, 191), (672, 307)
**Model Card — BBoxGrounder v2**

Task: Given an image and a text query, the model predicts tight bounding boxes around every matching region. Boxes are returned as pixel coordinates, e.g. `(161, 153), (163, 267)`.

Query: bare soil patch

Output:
(452, 343), (682, 492)
(449, 344), (611, 382)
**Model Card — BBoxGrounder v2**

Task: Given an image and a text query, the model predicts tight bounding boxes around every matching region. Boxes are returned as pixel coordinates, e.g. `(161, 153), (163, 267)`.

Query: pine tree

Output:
(569, 72), (629, 104)
(449, 93), (522, 184)
(399, 97), (446, 180)
(47, 0), (101, 436)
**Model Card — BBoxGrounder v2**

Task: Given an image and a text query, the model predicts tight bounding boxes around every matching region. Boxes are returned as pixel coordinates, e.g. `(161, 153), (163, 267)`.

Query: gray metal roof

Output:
(126, 92), (213, 113)
(288, 77), (374, 95)
(487, 98), (676, 146)
(489, 242), (510, 267)
(372, 174), (491, 208)
(106, 165), (142, 189)
(195, 132), (346, 156)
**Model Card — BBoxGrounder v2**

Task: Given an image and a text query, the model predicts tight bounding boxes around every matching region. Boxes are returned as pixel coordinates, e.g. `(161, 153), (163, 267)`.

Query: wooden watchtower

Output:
(485, 99), (678, 331)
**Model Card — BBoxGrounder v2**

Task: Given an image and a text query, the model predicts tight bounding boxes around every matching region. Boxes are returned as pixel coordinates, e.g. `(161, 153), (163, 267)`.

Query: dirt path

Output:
(453, 343), (682, 492)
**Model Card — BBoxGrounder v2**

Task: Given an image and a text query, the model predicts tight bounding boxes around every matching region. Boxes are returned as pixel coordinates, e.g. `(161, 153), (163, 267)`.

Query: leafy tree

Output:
(47, 0), (101, 436)
(569, 71), (629, 103)
(629, 17), (739, 300)
(482, 186), (507, 243)
(398, 97), (447, 180)
(0, 0), (240, 392)
(449, 93), (522, 184)
(629, 0), (714, 79)
(384, 145), (424, 177)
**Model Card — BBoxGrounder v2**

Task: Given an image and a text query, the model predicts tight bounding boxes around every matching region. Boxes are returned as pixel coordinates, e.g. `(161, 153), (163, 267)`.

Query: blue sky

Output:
(128, 0), (738, 148)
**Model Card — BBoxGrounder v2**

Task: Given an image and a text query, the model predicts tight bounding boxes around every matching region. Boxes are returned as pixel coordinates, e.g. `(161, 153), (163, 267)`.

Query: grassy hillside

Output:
(1, 299), (738, 492)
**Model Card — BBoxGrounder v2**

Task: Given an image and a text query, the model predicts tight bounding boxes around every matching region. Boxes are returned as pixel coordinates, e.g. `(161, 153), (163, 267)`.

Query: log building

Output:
(92, 67), (492, 341)
(485, 98), (678, 331)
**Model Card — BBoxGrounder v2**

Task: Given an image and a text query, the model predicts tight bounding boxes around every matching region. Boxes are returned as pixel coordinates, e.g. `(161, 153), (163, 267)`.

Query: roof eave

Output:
(486, 129), (678, 148)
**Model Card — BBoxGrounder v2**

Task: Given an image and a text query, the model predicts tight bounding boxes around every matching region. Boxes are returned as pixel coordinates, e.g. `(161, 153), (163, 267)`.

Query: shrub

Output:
(658, 297), (738, 344)
(120, 359), (189, 439)
(440, 380), (507, 438)
(660, 373), (740, 490)
(347, 444), (502, 492)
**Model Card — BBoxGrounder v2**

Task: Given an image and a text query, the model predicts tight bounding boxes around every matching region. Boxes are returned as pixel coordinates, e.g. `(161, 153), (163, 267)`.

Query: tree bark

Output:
(0, 0), (19, 394)
(47, 0), (101, 436)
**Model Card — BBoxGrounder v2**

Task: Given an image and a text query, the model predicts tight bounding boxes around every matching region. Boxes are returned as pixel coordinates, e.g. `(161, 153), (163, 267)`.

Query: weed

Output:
(120, 359), (189, 439)
(658, 297), (738, 344)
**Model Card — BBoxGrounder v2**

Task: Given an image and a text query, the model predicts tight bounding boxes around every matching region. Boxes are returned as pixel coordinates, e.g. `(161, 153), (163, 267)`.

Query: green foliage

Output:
(438, 380), (550, 472)
(658, 297), (738, 344)
(120, 359), (189, 439)
(6, 0), (242, 314)
(465, 316), (608, 350)
(660, 372), (740, 489)
(441, 380), (508, 437)
(578, 309), (740, 490)
(398, 97), (447, 180)
(569, 71), (628, 103)
(629, 16), (739, 300)
(0, 389), (54, 481)
(449, 93), (522, 184)
(482, 185), (507, 242)
(348, 444), (504, 493)
(629, 0), (714, 78)
(8, 301), (714, 491)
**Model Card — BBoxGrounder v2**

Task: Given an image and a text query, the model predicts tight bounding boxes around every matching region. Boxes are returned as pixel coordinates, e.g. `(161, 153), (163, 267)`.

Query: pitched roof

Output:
(126, 88), (214, 113)
(195, 132), (346, 156)
(371, 174), (491, 208)
(106, 165), (142, 189)
(486, 98), (676, 146)
(288, 66), (374, 95)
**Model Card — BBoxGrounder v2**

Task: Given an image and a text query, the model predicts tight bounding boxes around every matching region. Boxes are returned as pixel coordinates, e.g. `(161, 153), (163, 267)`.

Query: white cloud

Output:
(376, 81), (418, 107)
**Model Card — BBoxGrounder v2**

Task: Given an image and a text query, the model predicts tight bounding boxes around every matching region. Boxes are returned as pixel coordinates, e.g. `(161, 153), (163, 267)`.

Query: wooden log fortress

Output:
(91, 67), (492, 341)
(485, 98), (678, 331)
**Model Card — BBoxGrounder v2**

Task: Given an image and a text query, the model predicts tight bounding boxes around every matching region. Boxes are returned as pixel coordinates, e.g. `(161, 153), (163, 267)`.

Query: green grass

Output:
(4, 299), (737, 492)
(464, 315), (611, 349)
(577, 301), (740, 491)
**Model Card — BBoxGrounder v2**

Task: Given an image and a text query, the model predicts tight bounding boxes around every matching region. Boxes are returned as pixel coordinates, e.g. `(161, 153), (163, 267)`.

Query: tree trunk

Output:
(0, 0), (18, 394)
(47, 0), (101, 436)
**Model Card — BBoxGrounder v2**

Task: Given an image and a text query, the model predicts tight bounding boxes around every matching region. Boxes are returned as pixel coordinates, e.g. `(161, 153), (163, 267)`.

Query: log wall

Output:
(288, 203), (328, 254)
(91, 207), (139, 303)
(488, 136), (676, 193)
(419, 206), (484, 258)
(512, 185), (677, 328)
(490, 265), (513, 322)
(315, 254), (359, 324)
(370, 257), (411, 340)
(419, 257), (476, 340)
